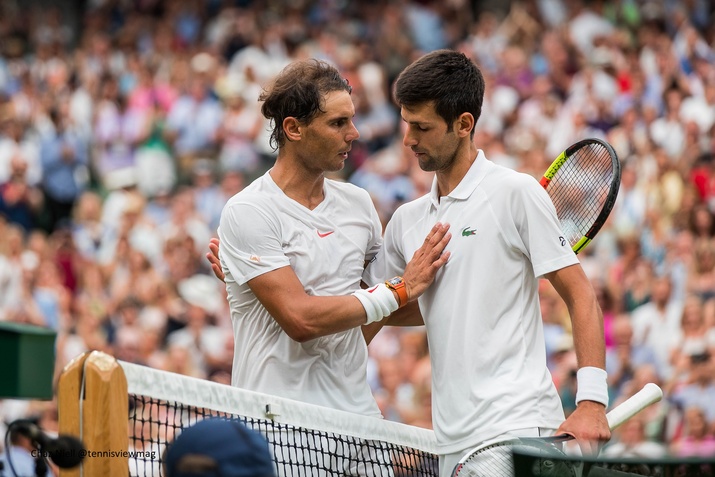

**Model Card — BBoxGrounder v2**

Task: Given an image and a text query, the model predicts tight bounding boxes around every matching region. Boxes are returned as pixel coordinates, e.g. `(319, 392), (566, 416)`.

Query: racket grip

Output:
(606, 383), (663, 430)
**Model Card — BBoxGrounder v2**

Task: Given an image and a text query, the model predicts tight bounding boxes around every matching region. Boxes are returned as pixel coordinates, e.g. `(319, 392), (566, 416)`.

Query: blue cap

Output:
(164, 419), (276, 477)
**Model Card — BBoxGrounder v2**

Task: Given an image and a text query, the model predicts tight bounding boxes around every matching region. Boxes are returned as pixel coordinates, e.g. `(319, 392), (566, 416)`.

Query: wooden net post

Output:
(57, 351), (128, 476)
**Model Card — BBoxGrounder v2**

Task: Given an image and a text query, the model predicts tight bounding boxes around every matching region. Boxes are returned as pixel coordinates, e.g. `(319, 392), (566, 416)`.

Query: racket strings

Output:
(546, 144), (615, 248)
(454, 439), (576, 477)
(455, 441), (515, 477)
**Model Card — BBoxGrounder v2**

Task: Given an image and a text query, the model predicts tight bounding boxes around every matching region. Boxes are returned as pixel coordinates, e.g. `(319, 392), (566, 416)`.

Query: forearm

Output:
(268, 280), (422, 343)
(280, 294), (372, 342)
(547, 266), (605, 370)
(569, 291), (606, 370)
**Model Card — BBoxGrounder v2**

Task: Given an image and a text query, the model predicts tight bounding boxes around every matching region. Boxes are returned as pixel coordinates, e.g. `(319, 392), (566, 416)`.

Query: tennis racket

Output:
(541, 138), (621, 255)
(452, 383), (663, 477)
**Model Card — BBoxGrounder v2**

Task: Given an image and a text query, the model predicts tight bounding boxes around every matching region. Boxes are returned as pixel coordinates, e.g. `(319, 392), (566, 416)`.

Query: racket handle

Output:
(606, 383), (663, 430)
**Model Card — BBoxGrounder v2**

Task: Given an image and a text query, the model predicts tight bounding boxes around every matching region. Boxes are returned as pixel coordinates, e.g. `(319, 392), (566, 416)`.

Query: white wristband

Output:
(352, 283), (399, 325)
(575, 366), (609, 407)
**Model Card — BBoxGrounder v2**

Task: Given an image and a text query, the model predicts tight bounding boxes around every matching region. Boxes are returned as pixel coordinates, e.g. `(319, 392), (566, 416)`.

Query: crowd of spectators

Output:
(1, 0), (715, 466)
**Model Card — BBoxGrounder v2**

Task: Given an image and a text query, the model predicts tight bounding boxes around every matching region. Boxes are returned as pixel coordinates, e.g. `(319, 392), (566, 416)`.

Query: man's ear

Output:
(456, 112), (475, 138)
(283, 117), (302, 142)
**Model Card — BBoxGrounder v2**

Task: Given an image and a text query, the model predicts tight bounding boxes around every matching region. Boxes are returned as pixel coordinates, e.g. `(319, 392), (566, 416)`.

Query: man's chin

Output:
(327, 159), (346, 172)
(418, 158), (437, 172)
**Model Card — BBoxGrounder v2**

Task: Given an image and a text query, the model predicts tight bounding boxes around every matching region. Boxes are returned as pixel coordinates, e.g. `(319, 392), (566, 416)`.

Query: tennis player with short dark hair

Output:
(216, 58), (450, 417)
(364, 49), (611, 475)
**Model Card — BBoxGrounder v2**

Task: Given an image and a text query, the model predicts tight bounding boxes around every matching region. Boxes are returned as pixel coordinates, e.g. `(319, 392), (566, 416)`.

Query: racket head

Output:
(451, 436), (577, 477)
(540, 138), (621, 254)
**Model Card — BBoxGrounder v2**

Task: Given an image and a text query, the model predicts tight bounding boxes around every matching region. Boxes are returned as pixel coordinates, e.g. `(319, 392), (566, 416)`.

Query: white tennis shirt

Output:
(218, 171), (383, 417)
(365, 151), (580, 453)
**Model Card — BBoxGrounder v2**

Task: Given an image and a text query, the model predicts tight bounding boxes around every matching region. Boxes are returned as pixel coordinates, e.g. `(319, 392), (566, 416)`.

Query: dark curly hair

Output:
(259, 59), (352, 150)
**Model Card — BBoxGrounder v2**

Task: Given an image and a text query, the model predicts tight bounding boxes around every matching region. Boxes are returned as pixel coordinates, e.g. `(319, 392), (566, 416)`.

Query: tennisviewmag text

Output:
(32, 449), (157, 460)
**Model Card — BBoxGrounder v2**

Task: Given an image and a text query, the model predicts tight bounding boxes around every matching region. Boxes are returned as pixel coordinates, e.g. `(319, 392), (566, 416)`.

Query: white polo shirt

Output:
(218, 170), (383, 417)
(365, 151), (579, 453)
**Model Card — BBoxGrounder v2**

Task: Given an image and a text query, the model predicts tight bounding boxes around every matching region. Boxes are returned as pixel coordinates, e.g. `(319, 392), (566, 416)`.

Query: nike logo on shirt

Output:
(317, 231), (335, 238)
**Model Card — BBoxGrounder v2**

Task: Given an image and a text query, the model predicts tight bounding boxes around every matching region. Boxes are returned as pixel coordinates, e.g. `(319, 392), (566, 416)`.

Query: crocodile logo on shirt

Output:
(461, 227), (477, 237)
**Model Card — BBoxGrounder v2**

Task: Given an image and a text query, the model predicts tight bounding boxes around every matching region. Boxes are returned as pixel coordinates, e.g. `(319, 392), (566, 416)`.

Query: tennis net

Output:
(58, 351), (439, 476)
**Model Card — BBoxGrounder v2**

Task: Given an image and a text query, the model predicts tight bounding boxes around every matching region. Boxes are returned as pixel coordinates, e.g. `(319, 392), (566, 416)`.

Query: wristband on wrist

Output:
(575, 366), (609, 407)
(352, 283), (399, 324)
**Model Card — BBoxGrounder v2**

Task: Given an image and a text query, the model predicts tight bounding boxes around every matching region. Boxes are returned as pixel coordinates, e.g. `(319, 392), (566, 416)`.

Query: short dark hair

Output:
(393, 49), (485, 137)
(260, 59), (352, 150)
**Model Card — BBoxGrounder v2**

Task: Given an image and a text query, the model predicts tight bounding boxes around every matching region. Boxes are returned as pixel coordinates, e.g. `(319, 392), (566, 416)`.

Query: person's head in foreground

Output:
(164, 418), (276, 477)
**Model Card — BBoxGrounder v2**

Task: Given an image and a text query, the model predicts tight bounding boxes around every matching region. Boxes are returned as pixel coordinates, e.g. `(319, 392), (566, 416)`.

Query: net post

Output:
(58, 351), (129, 476)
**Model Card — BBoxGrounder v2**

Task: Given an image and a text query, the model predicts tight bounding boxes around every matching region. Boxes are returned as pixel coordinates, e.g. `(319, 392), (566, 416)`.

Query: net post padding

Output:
(58, 351), (129, 477)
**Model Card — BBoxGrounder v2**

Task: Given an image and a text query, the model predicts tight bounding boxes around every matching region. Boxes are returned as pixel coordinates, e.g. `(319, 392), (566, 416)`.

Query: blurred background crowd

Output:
(1, 0), (715, 466)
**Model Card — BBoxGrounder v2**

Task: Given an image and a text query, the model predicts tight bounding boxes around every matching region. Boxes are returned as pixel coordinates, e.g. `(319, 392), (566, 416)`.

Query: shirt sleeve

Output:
(511, 175), (579, 277)
(217, 201), (290, 285)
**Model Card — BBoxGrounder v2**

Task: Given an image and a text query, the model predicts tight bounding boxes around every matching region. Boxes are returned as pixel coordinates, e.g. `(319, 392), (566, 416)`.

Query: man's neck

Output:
(270, 157), (326, 210)
(435, 142), (478, 199)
